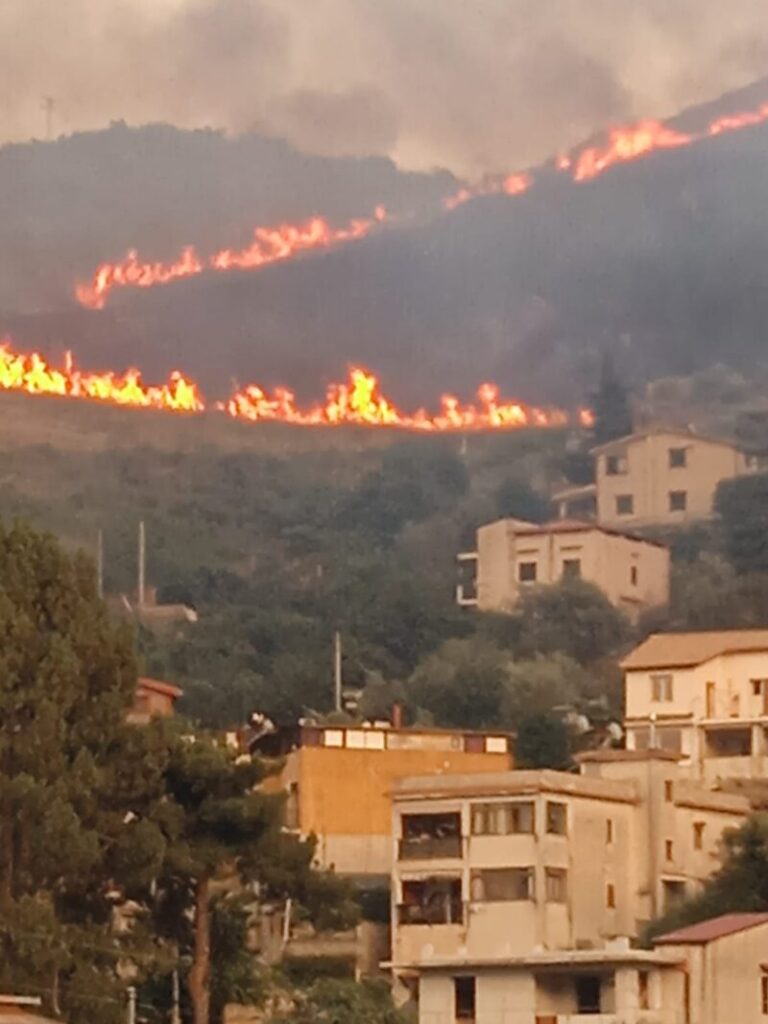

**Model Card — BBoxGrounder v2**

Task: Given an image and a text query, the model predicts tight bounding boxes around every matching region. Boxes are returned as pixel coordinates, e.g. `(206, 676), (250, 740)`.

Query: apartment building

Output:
(554, 428), (755, 529)
(254, 718), (512, 878)
(622, 629), (768, 783)
(390, 757), (747, 974)
(457, 518), (669, 621)
(412, 913), (768, 1024)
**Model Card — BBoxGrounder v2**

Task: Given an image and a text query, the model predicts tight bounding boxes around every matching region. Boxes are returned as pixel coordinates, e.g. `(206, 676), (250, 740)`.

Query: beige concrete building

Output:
(623, 630), (768, 784)
(457, 518), (669, 621)
(410, 913), (768, 1024)
(390, 757), (748, 974)
(255, 720), (512, 879)
(555, 428), (755, 529)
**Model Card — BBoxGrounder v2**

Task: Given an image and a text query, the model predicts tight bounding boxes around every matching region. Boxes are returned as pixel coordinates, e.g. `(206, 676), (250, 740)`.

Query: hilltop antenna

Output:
(138, 521), (146, 607)
(333, 631), (342, 712)
(41, 96), (55, 141)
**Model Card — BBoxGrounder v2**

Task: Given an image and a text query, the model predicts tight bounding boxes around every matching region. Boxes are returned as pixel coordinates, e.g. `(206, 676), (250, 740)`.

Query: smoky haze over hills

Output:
(3, 77), (768, 405)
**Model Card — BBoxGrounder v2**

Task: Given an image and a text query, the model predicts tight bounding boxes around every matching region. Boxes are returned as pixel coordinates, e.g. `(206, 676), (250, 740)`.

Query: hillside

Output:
(3, 81), (768, 406)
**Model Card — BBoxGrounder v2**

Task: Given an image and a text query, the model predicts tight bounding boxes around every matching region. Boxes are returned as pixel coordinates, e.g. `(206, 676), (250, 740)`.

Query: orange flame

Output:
(76, 207), (388, 310)
(0, 339), (589, 431)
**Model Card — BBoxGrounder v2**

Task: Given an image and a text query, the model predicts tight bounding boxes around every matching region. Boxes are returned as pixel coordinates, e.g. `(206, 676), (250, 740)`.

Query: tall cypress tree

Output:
(590, 352), (633, 446)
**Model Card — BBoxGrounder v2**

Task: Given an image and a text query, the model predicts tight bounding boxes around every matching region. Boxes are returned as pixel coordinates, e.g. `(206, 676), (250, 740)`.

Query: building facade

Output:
(555, 428), (755, 529)
(457, 518), (669, 620)
(390, 759), (747, 973)
(622, 630), (768, 783)
(255, 721), (513, 879)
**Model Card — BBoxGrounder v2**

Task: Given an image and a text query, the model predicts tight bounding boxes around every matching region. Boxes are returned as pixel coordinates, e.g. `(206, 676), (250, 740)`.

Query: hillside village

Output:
(6, 374), (768, 1024)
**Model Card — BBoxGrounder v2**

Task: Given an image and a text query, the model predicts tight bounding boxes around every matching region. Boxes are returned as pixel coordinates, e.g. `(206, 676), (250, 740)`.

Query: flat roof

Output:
(392, 769), (637, 805)
(390, 947), (684, 972)
(622, 630), (768, 671)
(657, 913), (768, 945)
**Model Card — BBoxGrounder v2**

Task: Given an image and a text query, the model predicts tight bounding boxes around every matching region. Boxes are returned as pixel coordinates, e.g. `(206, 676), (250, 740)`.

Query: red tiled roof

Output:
(656, 913), (768, 945)
(509, 519), (668, 549)
(137, 677), (183, 699)
(622, 630), (768, 671)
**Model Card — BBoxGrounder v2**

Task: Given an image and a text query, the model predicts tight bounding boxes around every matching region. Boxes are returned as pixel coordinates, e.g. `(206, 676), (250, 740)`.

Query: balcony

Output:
(398, 835), (462, 861)
(398, 876), (464, 926)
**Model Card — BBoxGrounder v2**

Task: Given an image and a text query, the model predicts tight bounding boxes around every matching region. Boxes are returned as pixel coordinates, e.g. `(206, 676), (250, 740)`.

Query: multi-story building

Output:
(622, 629), (768, 783)
(411, 912), (768, 1024)
(554, 428), (756, 529)
(390, 756), (748, 975)
(254, 717), (512, 879)
(456, 518), (669, 621)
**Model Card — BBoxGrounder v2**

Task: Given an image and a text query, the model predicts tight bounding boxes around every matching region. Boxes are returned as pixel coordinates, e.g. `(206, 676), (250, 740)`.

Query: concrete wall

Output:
(475, 520), (669, 619)
(276, 741), (511, 875)
(596, 432), (751, 528)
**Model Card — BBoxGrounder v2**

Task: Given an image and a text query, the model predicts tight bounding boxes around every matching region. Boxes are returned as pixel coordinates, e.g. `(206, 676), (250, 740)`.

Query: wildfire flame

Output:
(73, 98), (768, 308)
(0, 339), (591, 431)
(76, 207), (388, 310)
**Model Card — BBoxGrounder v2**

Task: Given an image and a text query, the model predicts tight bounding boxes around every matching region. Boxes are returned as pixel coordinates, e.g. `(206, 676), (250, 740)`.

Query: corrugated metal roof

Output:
(621, 630), (768, 671)
(656, 912), (768, 945)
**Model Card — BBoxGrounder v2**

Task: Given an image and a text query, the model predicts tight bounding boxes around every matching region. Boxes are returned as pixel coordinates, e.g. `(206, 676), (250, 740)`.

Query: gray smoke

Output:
(1, 0), (767, 174)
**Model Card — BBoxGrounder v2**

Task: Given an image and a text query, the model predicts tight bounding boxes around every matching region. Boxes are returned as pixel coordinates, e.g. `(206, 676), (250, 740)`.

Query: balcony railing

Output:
(398, 836), (462, 860)
(396, 899), (464, 926)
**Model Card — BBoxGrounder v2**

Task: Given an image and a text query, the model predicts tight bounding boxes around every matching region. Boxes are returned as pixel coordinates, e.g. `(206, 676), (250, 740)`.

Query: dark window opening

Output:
(454, 976), (476, 1021)
(562, 558), (581, 580)
(399, 877), (463, 925)
(669, 490), (688, 512)
(546, 801), (567, 835)
(576, 976), (602, 1014)
(639, 971), (650, 1011)
(519, 561), (538, 583)
(669, 447), (687, 469)
(400, 812), (461, 860)
(616, 494), (634, 516)
(470, 867), (534, 902)
(606, 454), (628, 476)
(630, 565), (638, 586)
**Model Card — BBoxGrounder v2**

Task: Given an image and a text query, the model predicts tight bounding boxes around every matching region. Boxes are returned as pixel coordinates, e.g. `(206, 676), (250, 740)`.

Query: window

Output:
(606, 883), (616, 909)
(669, 490), (688, 512)
(651, 673), (674, 702)
(285, 783), (300, 830)
(546, 801), (568, 835)
(576, 977), (601, 1014)
(693, 822), (705, 851)
(753, 680), (765, 697)
(762, 973), (768, 1015)
(545, 868), (568, 903)
(470, 801), (534, 836)
(664, 780), (674, 802)
(665, 840), (674, 861)
(518, 561), (537, 583)
(657, 727), (683, 754)
(639, 971), (650, 1011)
(454, 977), (476, 1021)
(470, 868), (534, 902)
(616, 494), (634, 516)
(606, 453), (628, 476)
(630, 564), (638, 586)
(669, 447), (687, 468)
(562, 558), (581, 580)
(606, 819), (614, 845)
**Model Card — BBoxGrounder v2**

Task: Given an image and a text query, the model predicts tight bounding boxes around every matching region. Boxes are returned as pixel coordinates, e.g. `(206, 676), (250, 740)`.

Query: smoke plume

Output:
(1, 0), (767, 174)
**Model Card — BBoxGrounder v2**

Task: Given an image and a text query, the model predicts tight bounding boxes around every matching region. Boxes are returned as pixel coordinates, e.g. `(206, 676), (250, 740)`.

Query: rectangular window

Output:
(762, 973), (768, 1015)
(669, 447), (688, 468)
(545, 868), (568, 903)
(606, 819), (614, 845)
(470, 801), (534, 835)
(576, 977), (602, 1014)
(657, 728), (683, 754)
(664, 780), (674, 802)
(606, 883), (616, 909)
(651, 674), (674, 702)
(562, 558), (581, 580)
(616, 494), (634, 516)
(669, 490), (688, 512)
(606, 454), (628, 476)
(665, 840), (674, 861)
(454, 977), (476, 1021)
(546, 801), (568, 835)
(630, 564), (638, 586)
(639, 971), (650, 1011)
(518, 561), (538, 583)
(693, 822), (705, 851)
(470, 868), (534, 902)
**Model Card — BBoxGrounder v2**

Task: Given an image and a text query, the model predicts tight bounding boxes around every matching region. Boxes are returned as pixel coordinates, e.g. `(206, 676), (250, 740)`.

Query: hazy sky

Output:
(2, 0), (768, 175)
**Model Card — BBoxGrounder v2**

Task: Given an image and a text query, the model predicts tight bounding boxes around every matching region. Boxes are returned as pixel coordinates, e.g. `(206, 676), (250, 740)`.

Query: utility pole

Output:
(138, 520), (146, 607)
(96, 529), (104, 600)
(333, 631), (342, 712)
(170, 970), (181, 1024)
(41, 95), (55, 141)
(127, 986), (137, 1024)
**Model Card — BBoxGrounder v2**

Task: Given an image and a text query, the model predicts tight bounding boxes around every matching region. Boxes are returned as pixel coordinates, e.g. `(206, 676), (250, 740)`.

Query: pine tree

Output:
(590, 352), (633, 446)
